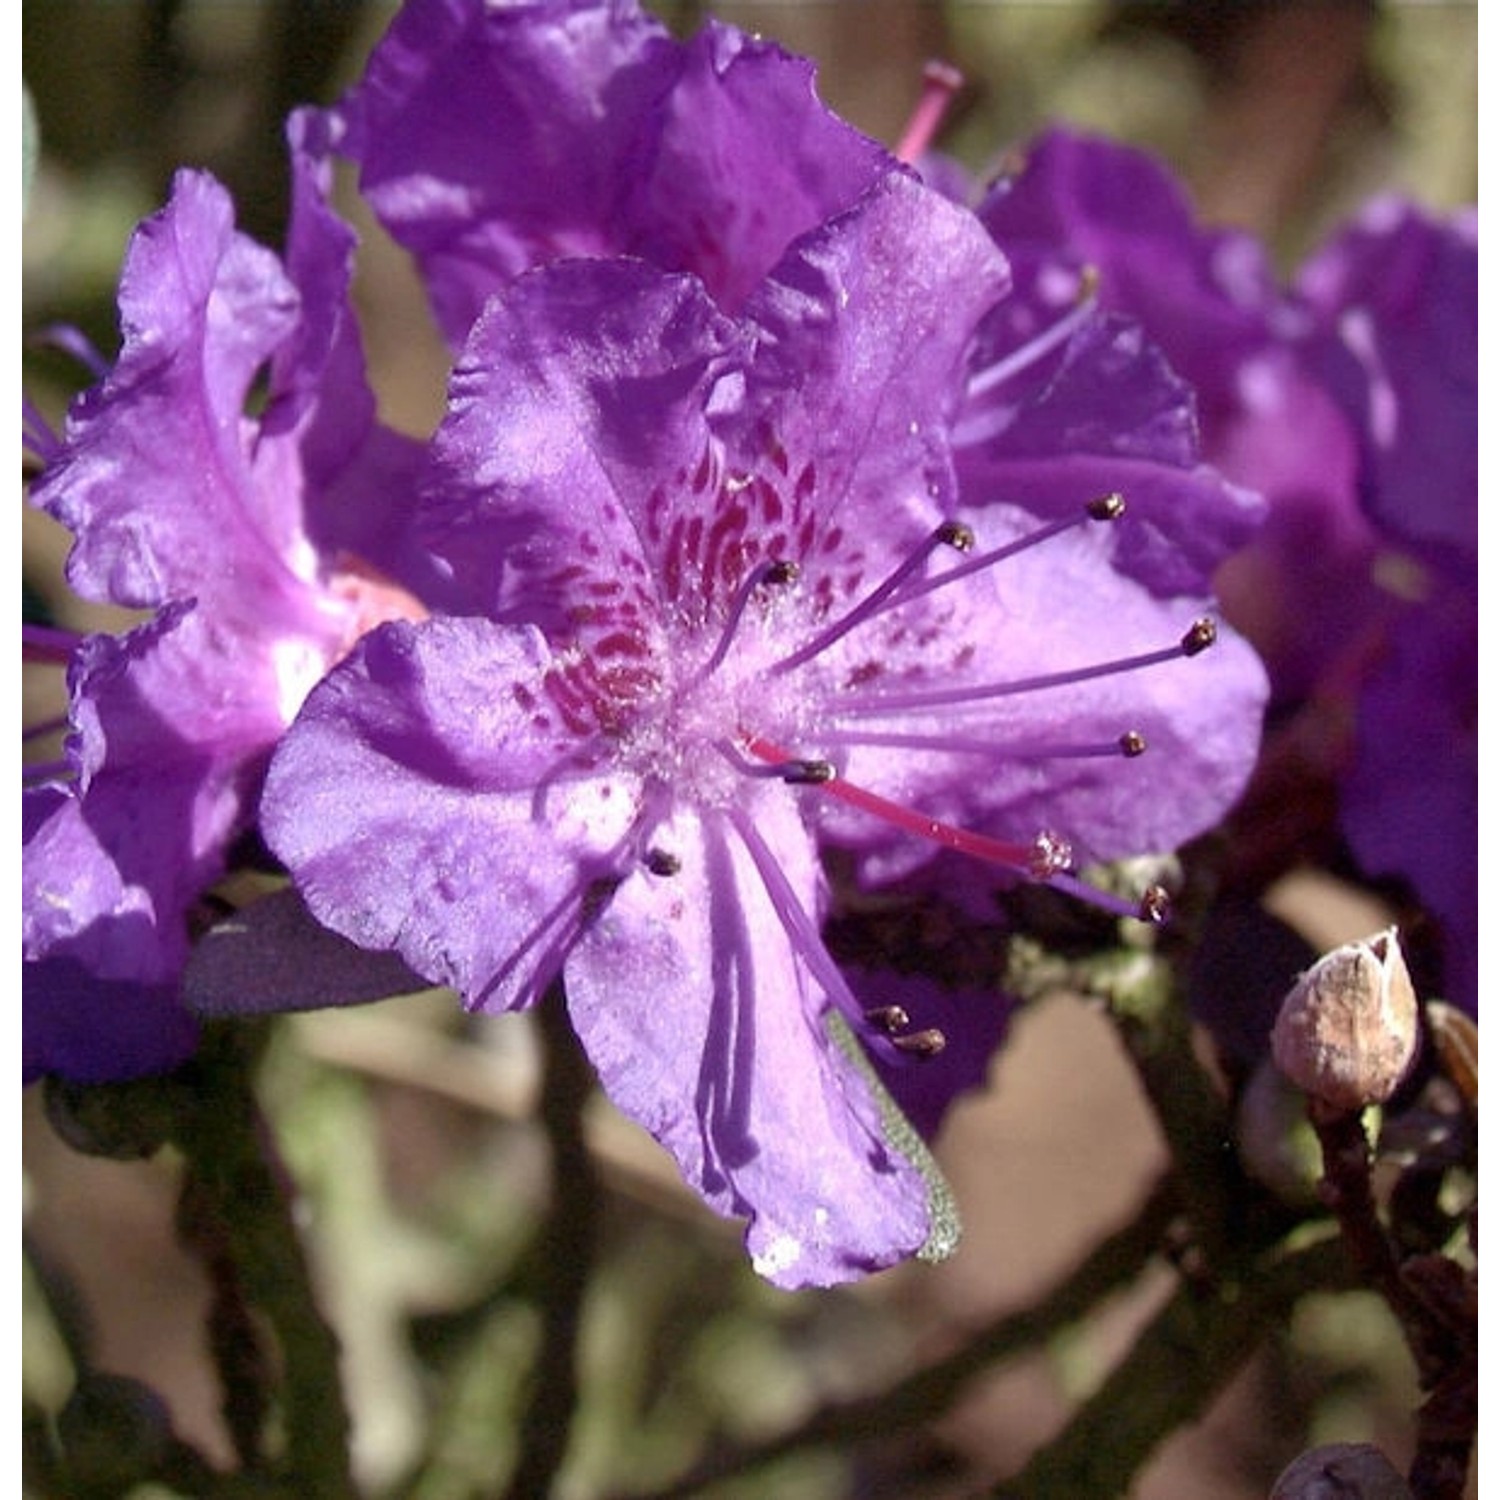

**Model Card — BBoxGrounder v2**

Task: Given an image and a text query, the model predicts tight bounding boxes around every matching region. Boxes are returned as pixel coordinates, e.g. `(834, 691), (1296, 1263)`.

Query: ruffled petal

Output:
(333, 0), (676, 344)
(30, 171), (310, 613)
(262, 616), (645, 1010)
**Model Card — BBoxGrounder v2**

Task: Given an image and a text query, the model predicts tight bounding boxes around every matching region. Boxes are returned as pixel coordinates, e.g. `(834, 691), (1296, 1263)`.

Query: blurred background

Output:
(22, 4), (1478, 1497)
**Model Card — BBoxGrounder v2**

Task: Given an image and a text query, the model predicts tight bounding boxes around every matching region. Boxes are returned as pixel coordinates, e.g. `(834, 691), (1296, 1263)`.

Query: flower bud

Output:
(1271, 928), (1420, 1112)
(1269, 1441), (1413, 1499)
(1234, 1056), (1322, 1205)
(57, 1373), (174, 1489)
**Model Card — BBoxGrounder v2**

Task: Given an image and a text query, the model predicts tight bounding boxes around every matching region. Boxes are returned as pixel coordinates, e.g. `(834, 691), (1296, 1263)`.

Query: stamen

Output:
(31, 322), (109, 380)
(864, 1004), (911, 1033)
(903, 494), (1126, 612)
(23, 396), (62, 466)
(744, 732), (1038, 874)
(745, 734), (1165, 922)
(23, 714), (70, 744)
(812, 726), (1147, 761)
(23, 758), (73, 786)
(892, 1028), (947, 1058)
(718, 740), (835, 784)
(772, 522), (972, 676)
(963, 264), (1101, 405)
(22, 624), (84, 664)
(894, 60), (965, 165)
(694, 558), (799, 681)
(728, 806), (872, 1030)
(830, 617), (1220, 719)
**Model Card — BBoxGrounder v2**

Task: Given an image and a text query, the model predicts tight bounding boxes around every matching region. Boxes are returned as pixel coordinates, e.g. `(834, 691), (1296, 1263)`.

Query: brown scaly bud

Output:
(1270, 928), (1420, 1113)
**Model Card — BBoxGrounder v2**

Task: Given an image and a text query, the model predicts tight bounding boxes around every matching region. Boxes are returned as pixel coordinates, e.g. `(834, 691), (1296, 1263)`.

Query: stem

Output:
(173, 1027), (356, 1499)
(500, 985), (601, 1500)
(618, 1177), (1182, 1500)
(993, 1234), (1355, 1499)
(1309, 1105), (1477, 1500)
(1085, 945), (1241, 1260)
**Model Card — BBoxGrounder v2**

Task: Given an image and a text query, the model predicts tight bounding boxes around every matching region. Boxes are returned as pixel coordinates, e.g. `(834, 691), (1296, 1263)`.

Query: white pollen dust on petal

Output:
(751, 1233), (804, 1279)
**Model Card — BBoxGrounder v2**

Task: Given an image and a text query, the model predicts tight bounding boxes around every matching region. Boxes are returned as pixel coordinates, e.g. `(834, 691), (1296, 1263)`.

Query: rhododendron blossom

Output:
(262, 176), (1268, 1284)
(23, 122), (433, 1082)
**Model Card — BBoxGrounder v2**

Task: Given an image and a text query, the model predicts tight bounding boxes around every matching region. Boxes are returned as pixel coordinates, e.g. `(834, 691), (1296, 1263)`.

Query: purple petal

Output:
(741, 171), (1010, 532)
(30, 171), (307, 611)
(334, 0), (677, 343)
(1341, 589), (1477, 1015)
(955, 313), (1265, 596)
(335, 0), (892, 338)
(978, 128), (1285, 442)
(261, 616), (645, 1011)
(565, 798), (936, 1287)
(622, 22), (892, 312)
(1295, 197), (1478, 572)
(23, 785), (201, 1084)
(422, 256), (742, 630)
(24, 956), (198, 1086)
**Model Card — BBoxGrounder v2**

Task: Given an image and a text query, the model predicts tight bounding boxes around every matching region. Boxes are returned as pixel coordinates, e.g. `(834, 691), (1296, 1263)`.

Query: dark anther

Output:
(782, 759), (835, 785)
(1028, 830), (1074, 879)
(764, 559), (800, 587)
(1180, 618), (1217, 656)
(1087, 492), (1126, 522)
(1138, 885), (1172, 924)
(893, 1028), (947, 1058)
(644, 849), (682, 877)
(581, 873), (626, 924)
(936, 520), (975, 553)
(864, 1004), (911, 1034)
(1118, 730), (1147, 758)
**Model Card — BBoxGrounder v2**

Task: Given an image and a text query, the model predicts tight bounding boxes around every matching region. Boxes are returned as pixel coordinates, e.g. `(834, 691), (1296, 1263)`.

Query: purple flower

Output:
(976, 131), (1477, 1012)
(972, 128), (1376, 698)
(262, 176), (1268, 1283)
(331, 0), (892, 342)
(1297, 200), (1477, 1013)
(23, 122), (432, 1083)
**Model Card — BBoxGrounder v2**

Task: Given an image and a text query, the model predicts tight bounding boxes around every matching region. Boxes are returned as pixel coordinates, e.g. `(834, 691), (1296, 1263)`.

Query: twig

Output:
(617, 1176), (1182, 1500)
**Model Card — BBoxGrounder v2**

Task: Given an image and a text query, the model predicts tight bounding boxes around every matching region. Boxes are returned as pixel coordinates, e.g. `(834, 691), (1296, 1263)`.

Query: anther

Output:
(695, 557), (800, 681)
(780, 759), (836, 785)
(1087, 491), (1126, 522)
(719, 740), (836, 784)
(1029, 830), (1074, 879)
(1138, 885), (1172, 923)
(773, 522), (974, 675)
(644, 849), (682, 877)
(1181, 618), (1217, 656)
(935, 520), (975, 552)
(864, 1004), (912, 1034)
(892, 1028), (948, 1058)
(1118, 730), (1147, 758)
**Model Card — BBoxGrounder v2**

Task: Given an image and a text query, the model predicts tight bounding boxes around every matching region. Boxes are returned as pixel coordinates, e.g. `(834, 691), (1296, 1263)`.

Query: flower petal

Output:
(262, 615), (645, 1011)
(565, 797), (936, 1287)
